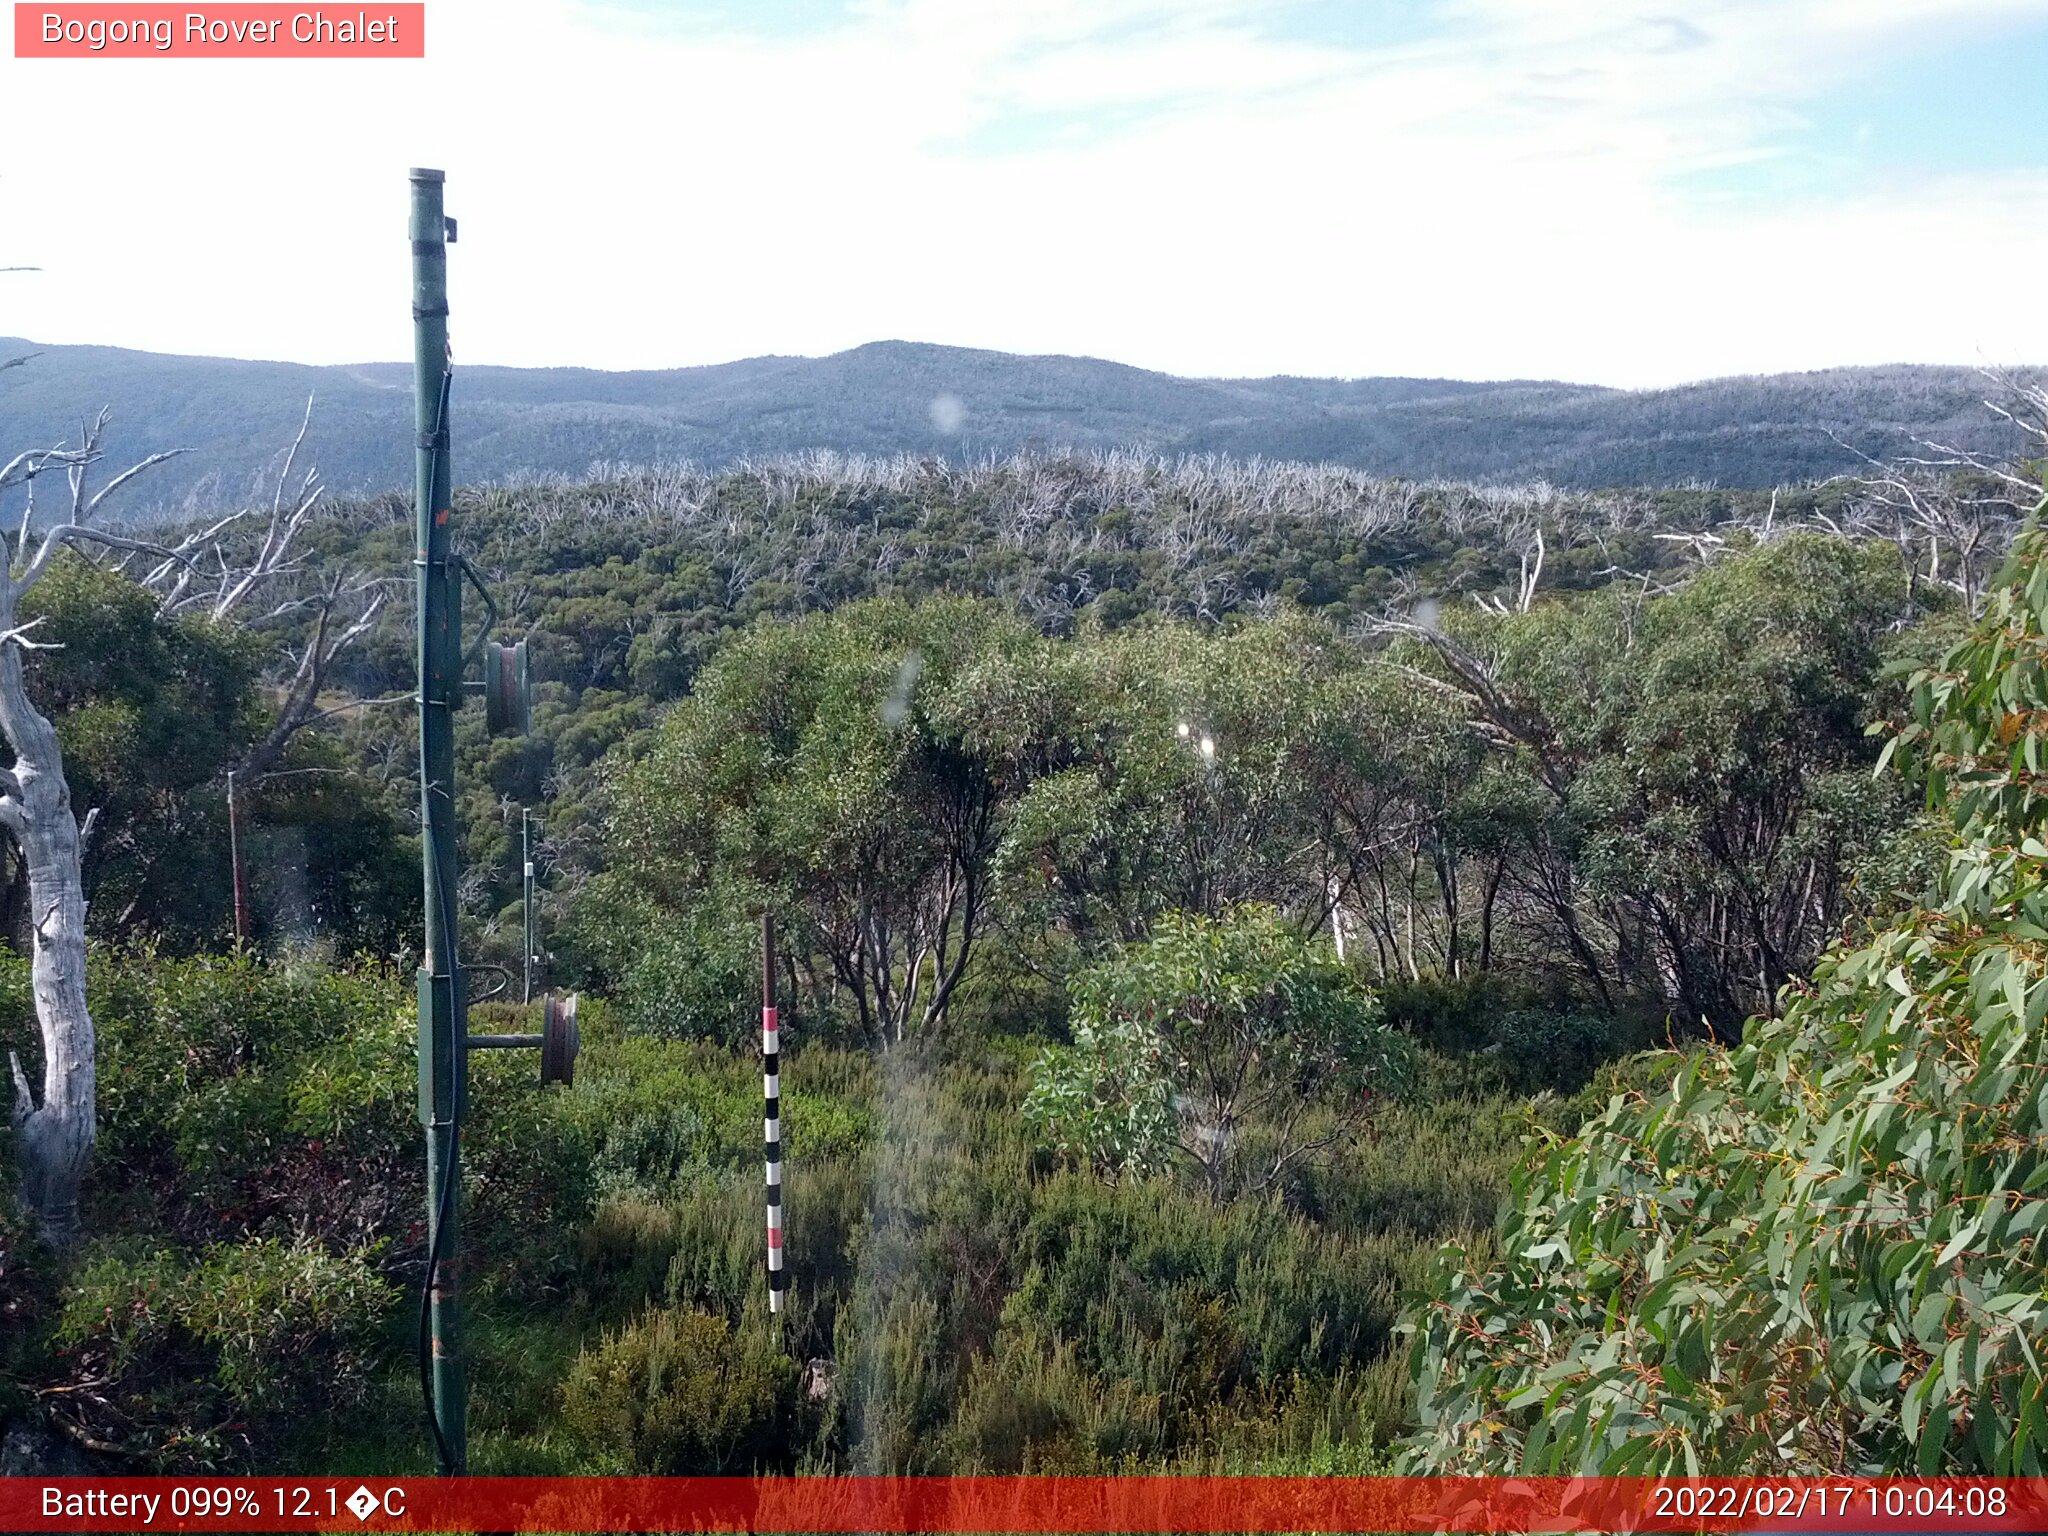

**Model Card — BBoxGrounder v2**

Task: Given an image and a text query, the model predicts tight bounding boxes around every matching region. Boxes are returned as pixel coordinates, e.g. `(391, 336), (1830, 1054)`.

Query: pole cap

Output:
(409, 167), (446, 183)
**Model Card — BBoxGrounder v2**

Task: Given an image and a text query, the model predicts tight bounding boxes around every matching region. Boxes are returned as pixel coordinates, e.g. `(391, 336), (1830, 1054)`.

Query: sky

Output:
(2, 0), (2045, 388)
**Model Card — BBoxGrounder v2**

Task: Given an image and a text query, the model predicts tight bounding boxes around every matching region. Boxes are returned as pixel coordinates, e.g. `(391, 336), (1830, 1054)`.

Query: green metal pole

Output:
(410, 165), (466, 1474)
(522, 809), (534, 1005)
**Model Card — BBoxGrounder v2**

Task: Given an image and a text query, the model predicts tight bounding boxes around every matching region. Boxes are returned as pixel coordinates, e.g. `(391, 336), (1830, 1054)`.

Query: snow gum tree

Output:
(0, 414), (187, 1241)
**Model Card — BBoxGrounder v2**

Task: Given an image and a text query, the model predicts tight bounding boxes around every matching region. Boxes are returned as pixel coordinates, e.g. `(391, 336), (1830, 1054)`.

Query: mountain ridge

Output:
(0, 335), (2032, 512)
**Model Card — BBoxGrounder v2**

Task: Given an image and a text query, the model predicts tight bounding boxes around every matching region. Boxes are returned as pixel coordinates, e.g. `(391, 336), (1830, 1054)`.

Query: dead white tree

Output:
(121, 395), (398, 782)
(0, 412), (189, 1242)
(1, 395), (392, 1239)
(1816, 376), (2046, 615)
(1477, 520), (1546, 616)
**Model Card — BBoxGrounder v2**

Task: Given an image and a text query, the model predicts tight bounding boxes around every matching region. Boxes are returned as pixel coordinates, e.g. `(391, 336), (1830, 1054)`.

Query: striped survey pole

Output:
(762, 912), (786, 1314)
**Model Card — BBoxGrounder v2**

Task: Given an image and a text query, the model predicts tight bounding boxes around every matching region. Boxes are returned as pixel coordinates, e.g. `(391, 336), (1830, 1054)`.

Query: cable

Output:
(419, 763), (463, 1474)
(417, 364), (461, 1477)
(419, 1110), (458, 1473)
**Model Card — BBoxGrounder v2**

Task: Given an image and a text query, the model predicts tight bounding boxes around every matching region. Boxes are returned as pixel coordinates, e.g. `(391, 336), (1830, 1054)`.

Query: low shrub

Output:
(1489, 1007), (1650, 1094)
(1376, 974), (1651, 1094)
(0, 1172), (51, 1418)
(50, 1235), (394, 1467)
(1286, 1083), (1522, 1239)
(1026, 906), (1412, 1198)
(73, 951), (417, 1246)
(559, 1307), (804, 1473)
(948, 1330), (1165, 1470)
(559, 1037), (874, 1196)
(1375, 974), (1538, 1056)
(1006, 1173), (1408, 1393)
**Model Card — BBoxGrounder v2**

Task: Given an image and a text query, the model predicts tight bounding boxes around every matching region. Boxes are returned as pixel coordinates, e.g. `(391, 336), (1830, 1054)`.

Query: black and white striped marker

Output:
(763, 913), (785, 1314)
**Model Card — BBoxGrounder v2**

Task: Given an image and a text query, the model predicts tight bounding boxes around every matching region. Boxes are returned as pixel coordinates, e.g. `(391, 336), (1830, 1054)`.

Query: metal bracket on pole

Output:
(466, 991), (579, 1087)
(456, 554), (498, 671)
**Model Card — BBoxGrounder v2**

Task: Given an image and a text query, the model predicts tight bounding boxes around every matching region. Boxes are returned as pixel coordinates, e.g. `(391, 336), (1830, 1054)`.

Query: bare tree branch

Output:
(84, 449), (192, 520)
(0, 617), (61, 652)
(295, 691), (416, 729)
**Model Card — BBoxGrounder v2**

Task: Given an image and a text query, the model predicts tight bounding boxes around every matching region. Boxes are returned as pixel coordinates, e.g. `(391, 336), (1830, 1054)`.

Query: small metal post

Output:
(521, 809), (534, 1004)
(762, 913), (785, 1314)
(226, 770), (247, 944)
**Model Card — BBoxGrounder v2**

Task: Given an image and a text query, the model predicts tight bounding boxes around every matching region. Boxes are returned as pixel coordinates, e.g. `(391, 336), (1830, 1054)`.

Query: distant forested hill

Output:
(0, 335), (2033, 511)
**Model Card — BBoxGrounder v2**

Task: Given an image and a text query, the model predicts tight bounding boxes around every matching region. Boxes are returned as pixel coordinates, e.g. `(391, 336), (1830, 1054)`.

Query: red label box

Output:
(6, 1477), (2048, 1533)
(14, 3), (425, 56)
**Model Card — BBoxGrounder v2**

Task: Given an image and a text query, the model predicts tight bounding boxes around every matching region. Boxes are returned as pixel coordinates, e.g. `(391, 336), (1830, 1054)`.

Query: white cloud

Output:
(0, 0), (2040, 385)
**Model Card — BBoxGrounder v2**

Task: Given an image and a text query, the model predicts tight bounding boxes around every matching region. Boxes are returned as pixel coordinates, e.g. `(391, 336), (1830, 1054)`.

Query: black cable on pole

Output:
(419, 761), (461, 1474)
(419, 1109), (457, 1474)
(416, 365), (460, 1478)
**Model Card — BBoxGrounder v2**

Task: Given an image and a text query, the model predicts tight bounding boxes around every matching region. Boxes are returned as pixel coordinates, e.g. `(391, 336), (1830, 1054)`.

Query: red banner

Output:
(13, 5), (425, 58)
(5, 1477), (2048, 1533)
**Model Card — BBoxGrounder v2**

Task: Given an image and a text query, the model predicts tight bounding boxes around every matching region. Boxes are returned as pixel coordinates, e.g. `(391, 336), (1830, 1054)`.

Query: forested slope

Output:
(0, 336), (2034, 506)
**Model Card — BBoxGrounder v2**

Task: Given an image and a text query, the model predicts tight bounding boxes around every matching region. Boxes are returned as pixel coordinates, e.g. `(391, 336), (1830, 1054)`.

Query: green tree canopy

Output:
(593, 596), (1048, 1046)
(1025, 905), (1413, 1199)
(1428, 533), (1925, 1031)
(1402, 518), (2048, 1476)
(13, 556), (259, 946)
(5, 556), (416, 955)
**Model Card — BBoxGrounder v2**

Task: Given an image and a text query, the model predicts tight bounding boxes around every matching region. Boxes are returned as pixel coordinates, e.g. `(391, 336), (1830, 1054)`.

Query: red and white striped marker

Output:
(762, 913), (785, 1314)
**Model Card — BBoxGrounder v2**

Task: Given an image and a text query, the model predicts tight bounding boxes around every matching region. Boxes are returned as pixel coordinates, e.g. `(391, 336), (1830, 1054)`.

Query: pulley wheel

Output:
(541, 990), (579, 1087)
(485, 639), (532, 737)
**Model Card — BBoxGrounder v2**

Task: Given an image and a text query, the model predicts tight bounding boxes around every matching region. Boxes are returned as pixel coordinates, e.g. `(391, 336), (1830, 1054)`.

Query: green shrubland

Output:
(0, 943), (1524, 1472)
(1, 448), (2035, 1475)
